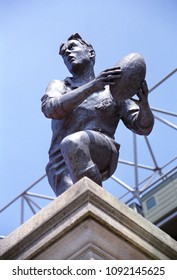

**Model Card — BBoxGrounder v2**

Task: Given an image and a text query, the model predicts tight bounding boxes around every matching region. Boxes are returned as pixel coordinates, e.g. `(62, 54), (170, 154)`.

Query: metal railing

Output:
(0, 174), (54, 225)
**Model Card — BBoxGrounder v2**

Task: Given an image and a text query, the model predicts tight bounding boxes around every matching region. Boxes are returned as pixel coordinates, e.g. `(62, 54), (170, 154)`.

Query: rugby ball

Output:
(110, 52), (146, 101)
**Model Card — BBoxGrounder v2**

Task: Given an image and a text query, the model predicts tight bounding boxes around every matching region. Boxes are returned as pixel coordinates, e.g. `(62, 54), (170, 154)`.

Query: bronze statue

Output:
(41, 33), (154, 196)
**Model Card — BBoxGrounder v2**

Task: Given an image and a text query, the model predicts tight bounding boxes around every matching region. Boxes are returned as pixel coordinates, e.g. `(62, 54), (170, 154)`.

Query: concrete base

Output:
(0, 177), (177, 260)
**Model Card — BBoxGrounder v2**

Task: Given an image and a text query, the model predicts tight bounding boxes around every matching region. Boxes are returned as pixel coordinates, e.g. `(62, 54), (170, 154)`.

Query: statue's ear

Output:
(90, 49), (95, 59)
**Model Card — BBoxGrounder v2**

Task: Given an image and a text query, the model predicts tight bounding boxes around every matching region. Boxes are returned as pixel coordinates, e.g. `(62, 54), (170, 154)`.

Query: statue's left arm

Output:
(120, 81), (154, 135)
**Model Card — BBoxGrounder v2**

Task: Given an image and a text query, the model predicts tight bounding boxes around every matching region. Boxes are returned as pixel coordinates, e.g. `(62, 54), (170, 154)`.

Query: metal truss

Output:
(0, 68), (177, 238)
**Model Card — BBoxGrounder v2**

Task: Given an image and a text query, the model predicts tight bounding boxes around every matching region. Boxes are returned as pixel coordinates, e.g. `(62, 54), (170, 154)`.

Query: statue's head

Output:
(59, 33), (96, 66)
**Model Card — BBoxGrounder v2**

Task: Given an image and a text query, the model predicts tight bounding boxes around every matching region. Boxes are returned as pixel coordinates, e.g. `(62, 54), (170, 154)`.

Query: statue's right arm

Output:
(41, 80), (67, 119)
(41, 67), (121, 119)
(41, 79), (103, 119)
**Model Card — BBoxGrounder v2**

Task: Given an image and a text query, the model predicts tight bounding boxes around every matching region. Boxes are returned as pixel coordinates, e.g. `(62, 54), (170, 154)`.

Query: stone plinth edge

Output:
(0, 177), (177, 259)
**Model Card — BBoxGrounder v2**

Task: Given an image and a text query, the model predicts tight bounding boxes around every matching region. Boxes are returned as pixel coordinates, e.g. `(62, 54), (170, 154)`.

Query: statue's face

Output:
(60, 39), (92, 73)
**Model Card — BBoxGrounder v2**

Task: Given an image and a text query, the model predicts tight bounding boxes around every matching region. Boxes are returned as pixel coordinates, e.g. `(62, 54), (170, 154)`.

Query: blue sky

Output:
(0, 0), (177, 236)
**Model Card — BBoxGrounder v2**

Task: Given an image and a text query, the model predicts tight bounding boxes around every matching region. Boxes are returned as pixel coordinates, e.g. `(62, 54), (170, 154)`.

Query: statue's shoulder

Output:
(45, 79), (66, 95)
(46, 79), (65, 90)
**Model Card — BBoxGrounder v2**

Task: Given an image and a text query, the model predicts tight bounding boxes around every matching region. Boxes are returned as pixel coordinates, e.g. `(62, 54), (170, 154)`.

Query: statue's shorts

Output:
(46, 130), (120, 196)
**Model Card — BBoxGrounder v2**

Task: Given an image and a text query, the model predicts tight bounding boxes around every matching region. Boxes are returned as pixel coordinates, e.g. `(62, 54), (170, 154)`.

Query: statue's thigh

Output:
(86, 130), (113, 172)
(61, 130), (114, 173)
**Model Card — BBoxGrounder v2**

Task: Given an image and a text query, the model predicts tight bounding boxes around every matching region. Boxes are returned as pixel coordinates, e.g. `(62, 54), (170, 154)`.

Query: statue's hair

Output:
(59, 33), (95, 64)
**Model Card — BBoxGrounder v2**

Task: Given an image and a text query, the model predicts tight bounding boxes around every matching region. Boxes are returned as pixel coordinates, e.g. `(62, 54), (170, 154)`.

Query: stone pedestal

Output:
(0, 177), (177, 259)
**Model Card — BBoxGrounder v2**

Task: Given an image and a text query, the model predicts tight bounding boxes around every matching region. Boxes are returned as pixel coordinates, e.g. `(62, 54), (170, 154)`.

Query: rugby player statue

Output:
(41, 33), (154, 196)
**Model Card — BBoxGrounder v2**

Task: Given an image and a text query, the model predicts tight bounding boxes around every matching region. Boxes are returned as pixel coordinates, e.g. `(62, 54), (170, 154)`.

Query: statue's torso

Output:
(49, 86), (121, 156)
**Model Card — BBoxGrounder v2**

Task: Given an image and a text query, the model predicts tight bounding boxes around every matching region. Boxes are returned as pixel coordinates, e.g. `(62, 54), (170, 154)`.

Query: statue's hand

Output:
(131, 80), (149, 107)
(94, 66), (122, 91)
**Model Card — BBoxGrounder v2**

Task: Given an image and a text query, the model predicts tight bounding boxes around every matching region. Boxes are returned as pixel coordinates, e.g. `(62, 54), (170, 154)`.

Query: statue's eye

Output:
(69, 43), (77, 50)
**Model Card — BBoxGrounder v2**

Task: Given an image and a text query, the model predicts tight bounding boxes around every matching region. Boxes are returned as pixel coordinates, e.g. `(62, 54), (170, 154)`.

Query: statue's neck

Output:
(71, 67), (95, 87)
